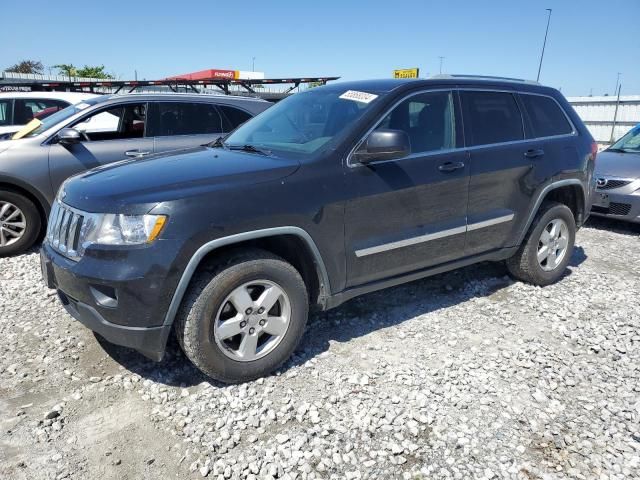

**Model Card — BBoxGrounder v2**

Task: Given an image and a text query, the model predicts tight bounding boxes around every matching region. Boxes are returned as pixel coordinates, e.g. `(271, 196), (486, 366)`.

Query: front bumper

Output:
(590, 190), (640, 223)
(40, 243), (179, 361)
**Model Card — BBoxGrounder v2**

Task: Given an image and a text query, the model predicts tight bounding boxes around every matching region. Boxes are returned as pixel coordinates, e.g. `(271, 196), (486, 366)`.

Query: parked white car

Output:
(0, 92), (98, 137)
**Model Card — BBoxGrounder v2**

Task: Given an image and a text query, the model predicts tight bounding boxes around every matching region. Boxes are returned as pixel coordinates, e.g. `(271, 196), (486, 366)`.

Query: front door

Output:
(344, 90), (469, 287)
(48, 102), (153, 193)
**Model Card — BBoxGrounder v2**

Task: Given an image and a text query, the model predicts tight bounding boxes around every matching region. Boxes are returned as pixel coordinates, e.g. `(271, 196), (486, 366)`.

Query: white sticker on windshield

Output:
(74, 102), (91, 110)
(339, 90), (378, 104)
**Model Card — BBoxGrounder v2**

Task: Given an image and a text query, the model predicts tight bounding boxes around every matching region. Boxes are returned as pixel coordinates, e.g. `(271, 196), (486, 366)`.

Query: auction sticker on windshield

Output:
(339, 90), (378, 104)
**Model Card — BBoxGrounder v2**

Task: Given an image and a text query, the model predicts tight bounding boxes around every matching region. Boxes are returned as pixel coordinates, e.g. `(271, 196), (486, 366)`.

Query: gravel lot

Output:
(1, 217), (639, 480)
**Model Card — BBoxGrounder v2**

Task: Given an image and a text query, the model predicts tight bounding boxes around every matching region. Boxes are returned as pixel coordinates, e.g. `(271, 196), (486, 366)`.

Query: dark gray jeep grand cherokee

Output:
(41, 76), (596, 383)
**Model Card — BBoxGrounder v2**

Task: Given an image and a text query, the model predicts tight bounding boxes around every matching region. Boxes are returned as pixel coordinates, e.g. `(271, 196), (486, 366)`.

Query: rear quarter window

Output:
(520, 93), (573, 138)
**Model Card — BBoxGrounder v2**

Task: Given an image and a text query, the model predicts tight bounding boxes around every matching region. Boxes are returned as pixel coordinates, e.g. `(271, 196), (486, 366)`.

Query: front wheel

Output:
(506, 202), (576, 286)
(0, 190), (41, 257)
(175, 249), (309, 383)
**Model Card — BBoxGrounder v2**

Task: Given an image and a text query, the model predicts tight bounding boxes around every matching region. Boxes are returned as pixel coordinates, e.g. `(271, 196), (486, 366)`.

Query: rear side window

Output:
(15, 99), (69, 124)
(0, 100), (11, 126)
(460, 91), (524, 146)
(150, 102), (224, 137)
(218, 105), (252, 132)
(520, 93), (573, 138)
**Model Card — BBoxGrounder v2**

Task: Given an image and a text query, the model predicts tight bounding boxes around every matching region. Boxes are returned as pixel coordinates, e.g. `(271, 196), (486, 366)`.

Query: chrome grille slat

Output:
(52, 209), (65, 247)
(66, 214), (80, 253)
(46, 202), (60, 241)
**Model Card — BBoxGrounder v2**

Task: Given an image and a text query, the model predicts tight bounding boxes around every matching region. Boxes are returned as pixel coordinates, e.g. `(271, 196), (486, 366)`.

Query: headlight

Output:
(78, 213), (167, 254)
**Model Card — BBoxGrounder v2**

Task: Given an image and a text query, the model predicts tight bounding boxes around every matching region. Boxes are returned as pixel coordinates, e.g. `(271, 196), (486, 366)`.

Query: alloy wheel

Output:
(213, 280), (291, 362)
(537, 218), (569, 271)
(0, 201), (27, 247)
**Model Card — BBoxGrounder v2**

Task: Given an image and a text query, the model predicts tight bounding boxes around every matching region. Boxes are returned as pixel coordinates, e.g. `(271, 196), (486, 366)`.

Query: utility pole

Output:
(614, 72), (621, 96)
(536, 8), (552, 82)
(610, 83), (622, 144)
(438, 56), (445, 74)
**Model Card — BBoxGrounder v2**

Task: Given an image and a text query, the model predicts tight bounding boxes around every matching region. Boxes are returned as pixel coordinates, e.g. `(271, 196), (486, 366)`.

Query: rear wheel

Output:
(0, 190), (41, 257)
(506, 202), (576, 286)
(175, 249), (309, 383)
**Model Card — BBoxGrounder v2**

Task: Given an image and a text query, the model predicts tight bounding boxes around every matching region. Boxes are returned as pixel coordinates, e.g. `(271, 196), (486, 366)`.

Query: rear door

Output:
(148, 101), (227, 153)
(344, 89), (469, 287)
(48, 102), (153, 191)
(461, 89), (537, 255)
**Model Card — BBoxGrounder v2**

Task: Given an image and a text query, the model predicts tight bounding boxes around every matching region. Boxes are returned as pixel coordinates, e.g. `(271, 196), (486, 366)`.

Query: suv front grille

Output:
(592, 202), (632, 216)
(596, 178), (631, 190)
(46, 201), (84, 259)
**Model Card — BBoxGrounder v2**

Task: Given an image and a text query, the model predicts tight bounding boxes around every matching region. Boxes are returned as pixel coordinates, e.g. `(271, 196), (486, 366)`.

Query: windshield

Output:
(224, 88), (380, 157)
(609, 126), (640, 153)
(19, 100), (96, 139)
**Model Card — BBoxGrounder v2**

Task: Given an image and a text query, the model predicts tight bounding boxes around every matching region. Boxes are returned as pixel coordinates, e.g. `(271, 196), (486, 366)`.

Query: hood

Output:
(595, 150), (640, 178)
(62, 146), (300, 213)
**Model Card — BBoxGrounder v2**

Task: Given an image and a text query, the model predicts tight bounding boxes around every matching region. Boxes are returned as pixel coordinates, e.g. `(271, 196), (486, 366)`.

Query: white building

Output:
(567, 95), (640, 148)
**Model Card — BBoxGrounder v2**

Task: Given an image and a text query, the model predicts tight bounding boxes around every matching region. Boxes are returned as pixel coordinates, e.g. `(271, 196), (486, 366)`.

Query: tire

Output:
(175, 249), (309, 383)
(0, 190), (41, 257)
(506, 201), (576, 286)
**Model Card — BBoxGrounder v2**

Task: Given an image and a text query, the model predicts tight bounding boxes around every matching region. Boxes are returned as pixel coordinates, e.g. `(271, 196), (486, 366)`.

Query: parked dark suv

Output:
(41, 76), (596, 383)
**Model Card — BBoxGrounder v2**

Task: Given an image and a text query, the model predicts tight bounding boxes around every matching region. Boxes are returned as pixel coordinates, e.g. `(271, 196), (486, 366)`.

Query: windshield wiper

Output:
(227, 144), (271, 156)
(607, 147), (626, 153)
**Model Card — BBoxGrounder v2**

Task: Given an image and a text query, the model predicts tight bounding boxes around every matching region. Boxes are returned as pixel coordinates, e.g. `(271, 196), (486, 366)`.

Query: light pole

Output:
(438, 56), (445, 74)
(614, 72), (621, 96)
(536, 8), (552, 82)
(252, 57), (256, 72)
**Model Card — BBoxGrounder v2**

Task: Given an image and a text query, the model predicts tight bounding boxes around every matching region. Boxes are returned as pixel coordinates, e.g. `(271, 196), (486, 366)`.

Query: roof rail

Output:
(430, 74), (540, 85)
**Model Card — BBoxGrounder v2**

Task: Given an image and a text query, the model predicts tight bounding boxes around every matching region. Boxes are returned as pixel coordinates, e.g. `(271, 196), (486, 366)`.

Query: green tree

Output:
(53, 64), (77, 78)
(6, 60), (44, 74)
(76, 65), (114, 79)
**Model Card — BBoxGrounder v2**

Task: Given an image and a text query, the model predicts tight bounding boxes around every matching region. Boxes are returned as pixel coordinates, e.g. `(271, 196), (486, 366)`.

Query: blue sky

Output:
(2, 0), (638, 96)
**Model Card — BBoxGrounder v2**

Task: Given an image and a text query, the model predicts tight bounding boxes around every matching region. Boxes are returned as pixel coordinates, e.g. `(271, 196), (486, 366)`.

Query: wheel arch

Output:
(162, 227), (331, 329)
(0, 176), (51, 236)
(517, 179), (586, 245)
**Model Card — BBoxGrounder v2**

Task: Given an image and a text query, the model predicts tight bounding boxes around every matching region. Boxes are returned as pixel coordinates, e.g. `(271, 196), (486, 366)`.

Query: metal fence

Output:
(567, 95), (640, 148)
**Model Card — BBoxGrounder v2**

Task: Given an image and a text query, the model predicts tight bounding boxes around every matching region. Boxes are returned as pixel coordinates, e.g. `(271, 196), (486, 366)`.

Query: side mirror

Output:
(353, 129), (411, 164)
(57, 128), (82, 146)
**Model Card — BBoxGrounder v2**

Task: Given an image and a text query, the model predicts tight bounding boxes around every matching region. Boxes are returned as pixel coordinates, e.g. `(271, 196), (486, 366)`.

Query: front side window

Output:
(376, 91), (456, 154)
(72, 103), (146, 141)
(0, 100), (11, 126)
(224, 88), (379, 157)
(149, 102), (224, 137)
(520, 94), (572, 138)
(461, 91), (524, 146)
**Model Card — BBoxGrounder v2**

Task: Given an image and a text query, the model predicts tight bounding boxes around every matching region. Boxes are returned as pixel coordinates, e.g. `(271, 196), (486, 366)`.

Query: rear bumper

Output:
(590, 191), (640, 223)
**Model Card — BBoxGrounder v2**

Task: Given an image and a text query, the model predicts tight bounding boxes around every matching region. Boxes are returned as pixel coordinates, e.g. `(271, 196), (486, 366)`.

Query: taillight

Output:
(591, 141), (598, 164)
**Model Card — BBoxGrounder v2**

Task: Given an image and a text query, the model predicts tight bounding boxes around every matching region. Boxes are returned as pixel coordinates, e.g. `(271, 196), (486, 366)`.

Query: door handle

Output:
(438, 161), (465, 173)
(125, 150), (151, 157)
(524, 148), (545, 159)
